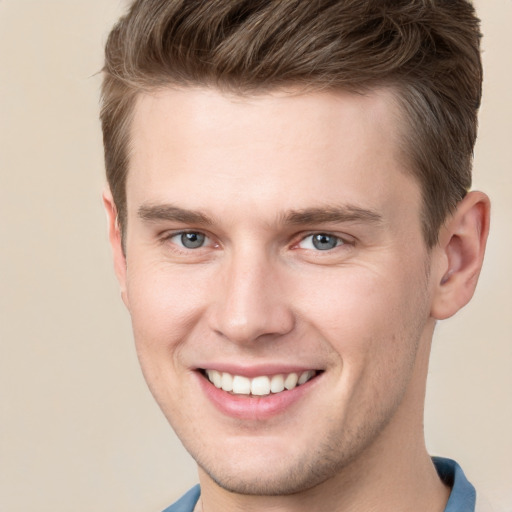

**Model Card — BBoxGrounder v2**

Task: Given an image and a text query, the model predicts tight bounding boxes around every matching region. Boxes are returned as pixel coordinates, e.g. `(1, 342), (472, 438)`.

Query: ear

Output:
(431, 191), (490, 320)
(103, 187), (130, 310)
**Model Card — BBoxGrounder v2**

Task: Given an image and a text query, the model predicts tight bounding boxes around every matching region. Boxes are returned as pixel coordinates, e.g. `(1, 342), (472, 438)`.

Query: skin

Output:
(104, 87), (490, 512)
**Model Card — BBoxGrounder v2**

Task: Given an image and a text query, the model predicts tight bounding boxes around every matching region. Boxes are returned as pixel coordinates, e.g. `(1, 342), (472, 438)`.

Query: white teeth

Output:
(284, 372), (298, 390)
(206, 369), (222, 388)
(251, 376), (271, 396)
(206, 370), (316, 396)
(221, 372), (233, 392)
(298, 370), (313, 385)
(232, 375), (251, 394)
(270, 374), (285, 393)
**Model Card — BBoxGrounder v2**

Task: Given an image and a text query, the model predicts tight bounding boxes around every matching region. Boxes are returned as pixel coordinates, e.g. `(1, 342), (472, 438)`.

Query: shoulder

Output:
(161, 485), (201, 512)
(433, 457), (510, 512)
(433, 457), (477, 512)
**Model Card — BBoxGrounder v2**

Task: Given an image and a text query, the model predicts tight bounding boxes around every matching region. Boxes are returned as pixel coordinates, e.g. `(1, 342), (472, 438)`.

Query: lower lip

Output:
(196, 372), (320, 421)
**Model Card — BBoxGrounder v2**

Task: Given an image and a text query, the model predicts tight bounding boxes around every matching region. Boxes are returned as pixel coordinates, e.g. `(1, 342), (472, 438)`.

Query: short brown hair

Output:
(101, 0), (482, 247)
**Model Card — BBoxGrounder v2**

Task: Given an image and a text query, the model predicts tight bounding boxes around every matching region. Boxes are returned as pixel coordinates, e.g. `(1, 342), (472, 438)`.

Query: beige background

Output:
(0, 1), (510, 511)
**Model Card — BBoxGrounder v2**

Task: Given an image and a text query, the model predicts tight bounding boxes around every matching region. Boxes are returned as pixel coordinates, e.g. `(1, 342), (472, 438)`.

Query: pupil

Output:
(181, 232), (205, 249)
(312, 233), (337, 250)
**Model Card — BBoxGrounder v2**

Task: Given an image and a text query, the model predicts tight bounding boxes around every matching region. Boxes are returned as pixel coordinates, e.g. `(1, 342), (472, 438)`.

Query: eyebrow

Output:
(138, 204), (213, 225)
(283, 206), (383, 225)
(137, 203), (382, 227)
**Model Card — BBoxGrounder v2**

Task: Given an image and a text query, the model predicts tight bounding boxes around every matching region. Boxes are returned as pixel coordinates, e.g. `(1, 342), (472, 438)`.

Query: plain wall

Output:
(0, 1), (510, 511)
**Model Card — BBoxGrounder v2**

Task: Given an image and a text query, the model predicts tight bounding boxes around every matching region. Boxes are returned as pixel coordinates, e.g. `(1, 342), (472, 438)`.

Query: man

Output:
(101, 1), (490, 511)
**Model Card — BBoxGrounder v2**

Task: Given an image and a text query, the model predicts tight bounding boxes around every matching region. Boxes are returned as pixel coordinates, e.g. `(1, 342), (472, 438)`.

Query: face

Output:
(113, 87), (439, 495)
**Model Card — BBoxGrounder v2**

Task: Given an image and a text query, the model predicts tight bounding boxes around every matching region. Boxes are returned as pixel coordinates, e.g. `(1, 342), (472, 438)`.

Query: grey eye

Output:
(180, 232), (206, 249)
(312, 233), (338, 250)
(297, 233), (342, 251)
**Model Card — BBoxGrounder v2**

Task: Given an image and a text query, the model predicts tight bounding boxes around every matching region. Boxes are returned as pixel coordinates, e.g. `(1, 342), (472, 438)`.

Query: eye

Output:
(171, 231), (208, 249)
(298, 233), (344, 251)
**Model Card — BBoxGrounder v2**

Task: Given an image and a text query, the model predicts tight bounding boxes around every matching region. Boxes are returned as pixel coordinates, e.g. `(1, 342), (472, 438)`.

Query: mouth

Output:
(200, 369), (320, 397)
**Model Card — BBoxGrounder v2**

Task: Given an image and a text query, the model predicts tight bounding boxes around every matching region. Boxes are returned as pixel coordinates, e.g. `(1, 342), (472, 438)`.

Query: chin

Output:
(193, 436), (365, 497)
(199, 460), (332, 496)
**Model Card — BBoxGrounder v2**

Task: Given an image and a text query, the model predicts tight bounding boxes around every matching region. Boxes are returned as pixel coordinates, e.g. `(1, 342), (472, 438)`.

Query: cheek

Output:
(296, 260), (429, 364)
(124, 263), (212, 420)
(125, 261), (210, 357)
(296, 263), (430, 430)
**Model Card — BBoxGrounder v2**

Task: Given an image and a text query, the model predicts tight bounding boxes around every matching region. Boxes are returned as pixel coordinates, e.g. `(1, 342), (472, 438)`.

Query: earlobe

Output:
(431, 191), (490, 320)
(102, 188), (130, 310)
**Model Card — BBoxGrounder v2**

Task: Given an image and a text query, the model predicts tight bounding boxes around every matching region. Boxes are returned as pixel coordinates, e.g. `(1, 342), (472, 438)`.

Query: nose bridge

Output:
(209, 244), (294, 344)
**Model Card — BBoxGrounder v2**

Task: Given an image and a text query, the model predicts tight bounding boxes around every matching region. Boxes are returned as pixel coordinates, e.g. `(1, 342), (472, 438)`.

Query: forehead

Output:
(126, 86), (421, 228)
(129, 86), (402, 163)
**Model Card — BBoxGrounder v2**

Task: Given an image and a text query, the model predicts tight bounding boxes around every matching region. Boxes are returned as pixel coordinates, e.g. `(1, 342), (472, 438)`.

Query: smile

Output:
(203, 369), (318, 396)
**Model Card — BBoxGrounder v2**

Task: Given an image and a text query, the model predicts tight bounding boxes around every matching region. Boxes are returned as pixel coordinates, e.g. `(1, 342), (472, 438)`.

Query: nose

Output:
(208, 249), (295, 345)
